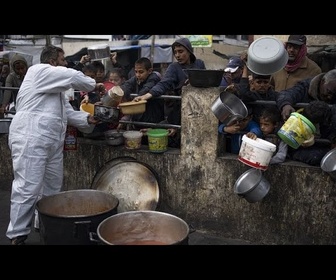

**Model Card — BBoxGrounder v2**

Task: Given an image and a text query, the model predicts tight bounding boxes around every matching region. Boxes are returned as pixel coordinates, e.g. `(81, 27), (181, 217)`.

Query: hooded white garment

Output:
(6, 63), (96, 239)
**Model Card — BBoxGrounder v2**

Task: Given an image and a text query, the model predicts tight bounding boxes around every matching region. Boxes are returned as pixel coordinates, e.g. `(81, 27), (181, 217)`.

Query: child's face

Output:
(134, 63), (152, 83)
(259, 117), (276, 135)
(109, 72), (124, 86)
(250, 78), (270, 94)
(237, 115), (252, 130)
(84, 70), (96, 79)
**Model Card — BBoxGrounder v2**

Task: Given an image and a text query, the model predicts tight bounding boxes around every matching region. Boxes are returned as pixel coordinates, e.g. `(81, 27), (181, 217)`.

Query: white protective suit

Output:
(6, 63), (97, 239)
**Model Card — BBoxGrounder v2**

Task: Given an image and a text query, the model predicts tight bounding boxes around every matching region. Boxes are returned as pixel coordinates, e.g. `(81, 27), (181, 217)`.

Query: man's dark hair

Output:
(40, 45), (64, 64)
(135, 57), (152, 70)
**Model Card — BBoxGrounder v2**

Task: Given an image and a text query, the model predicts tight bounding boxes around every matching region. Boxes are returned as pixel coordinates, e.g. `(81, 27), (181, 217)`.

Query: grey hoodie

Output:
(2, 54), (28, 108)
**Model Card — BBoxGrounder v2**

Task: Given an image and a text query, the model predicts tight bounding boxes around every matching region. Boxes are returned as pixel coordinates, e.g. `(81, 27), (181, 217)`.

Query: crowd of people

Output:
(1, 35), (336, 245)
(219, 34), (336, 168)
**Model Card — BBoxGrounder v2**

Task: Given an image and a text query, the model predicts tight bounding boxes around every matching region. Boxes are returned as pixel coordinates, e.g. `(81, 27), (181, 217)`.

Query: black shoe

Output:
(10, 235), (28, 245)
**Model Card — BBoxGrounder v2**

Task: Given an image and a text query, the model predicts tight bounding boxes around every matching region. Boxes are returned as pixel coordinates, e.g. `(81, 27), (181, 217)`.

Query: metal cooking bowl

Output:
(185, 69), (224, 88)
(211, 91), (248, 125)
(94, 105), (120, 122)
(234, 168), (271, 203)
(320, 148), (336, 181)
(247, 36), (288, 75)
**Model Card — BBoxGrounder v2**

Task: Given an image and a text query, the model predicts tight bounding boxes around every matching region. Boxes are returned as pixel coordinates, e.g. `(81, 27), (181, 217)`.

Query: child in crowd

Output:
(238, 71), (279, 123)
(80, 63), (101, 104)
(218, 106), (262, 154)
(108, 67), (127, 87)
(288, 100), (335, 166)
(118, 57), (164, 135)
(246, 107), (288, 164)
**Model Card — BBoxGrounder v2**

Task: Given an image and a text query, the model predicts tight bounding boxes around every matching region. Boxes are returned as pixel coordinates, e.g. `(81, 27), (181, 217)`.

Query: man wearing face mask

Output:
(6, 45), (103, 245)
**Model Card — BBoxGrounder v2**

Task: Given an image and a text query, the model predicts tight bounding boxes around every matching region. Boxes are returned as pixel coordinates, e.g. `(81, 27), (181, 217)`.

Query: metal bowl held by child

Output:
(87, 44), (111, 60)
(211, 91), (248, 125)
(185, 69), (224, 88)
(94, 105), (120, 123)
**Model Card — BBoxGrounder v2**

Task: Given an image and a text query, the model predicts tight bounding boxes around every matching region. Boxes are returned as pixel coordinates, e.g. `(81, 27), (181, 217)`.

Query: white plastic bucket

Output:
(238, 135), (276, 171)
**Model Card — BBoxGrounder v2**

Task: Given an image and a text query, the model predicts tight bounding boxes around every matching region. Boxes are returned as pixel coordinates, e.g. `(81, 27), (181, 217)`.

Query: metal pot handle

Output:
(188, 223), (196, 234)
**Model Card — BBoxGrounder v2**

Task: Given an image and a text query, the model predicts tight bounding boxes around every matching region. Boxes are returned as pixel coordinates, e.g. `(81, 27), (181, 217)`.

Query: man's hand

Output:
(281, 104), (295, 121)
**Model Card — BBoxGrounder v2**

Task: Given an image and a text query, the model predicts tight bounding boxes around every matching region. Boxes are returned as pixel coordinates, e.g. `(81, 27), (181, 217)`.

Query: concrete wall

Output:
(1, 86), (336, 244)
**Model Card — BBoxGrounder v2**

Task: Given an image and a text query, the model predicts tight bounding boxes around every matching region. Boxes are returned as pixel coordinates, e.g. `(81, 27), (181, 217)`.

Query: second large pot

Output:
(36, 189), (119, 245)
(96, 210), (190, 245)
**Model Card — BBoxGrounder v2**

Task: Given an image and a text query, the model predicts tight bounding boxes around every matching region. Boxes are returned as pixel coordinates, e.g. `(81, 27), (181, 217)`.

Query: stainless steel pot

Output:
(94, 105), (120, 123)
(211, 91), (248, 125)
(87, 44), (110, 60)
(95, 210), (190, 245)
(0, 118), (12, 134)
(320, 148), (336, 181)
(36, 189), (119, 245)
(104, 130), (125, 146)
(234, 168), (271, 203)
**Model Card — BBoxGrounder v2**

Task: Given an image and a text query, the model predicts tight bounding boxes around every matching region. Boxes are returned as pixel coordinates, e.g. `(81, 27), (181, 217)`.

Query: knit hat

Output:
(172, 37), (196, 63)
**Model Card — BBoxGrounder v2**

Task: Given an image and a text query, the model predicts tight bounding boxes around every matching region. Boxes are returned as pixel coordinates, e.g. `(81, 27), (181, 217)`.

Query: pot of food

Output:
(36, 189), (119, 245)
(95, 210), (190, 245)
(211, 91), (248, 125)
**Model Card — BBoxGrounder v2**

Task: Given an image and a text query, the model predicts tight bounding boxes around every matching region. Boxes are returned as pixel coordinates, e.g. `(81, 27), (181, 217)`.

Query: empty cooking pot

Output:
(234, 168), (271, 203)
(211, 91), (248, 125)
(247, 36), (288, 75)
(320, 148), (336, 181)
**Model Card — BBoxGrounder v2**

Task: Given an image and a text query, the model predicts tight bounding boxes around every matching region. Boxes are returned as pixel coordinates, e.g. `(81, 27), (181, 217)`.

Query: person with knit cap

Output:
(0, 54), (29, 116)
(270, 35), (322, 92)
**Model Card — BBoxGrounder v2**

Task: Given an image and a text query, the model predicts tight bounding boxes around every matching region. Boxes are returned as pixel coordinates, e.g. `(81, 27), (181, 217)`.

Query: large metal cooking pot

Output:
(95, 210), (190, 245)
(36, 189), (119, 245)
(211, 91), (248, 125)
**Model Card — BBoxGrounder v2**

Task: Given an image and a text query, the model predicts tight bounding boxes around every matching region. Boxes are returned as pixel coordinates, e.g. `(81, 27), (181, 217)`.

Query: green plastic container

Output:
(147, 129), (169, 153)
(277, 112), (316, 149)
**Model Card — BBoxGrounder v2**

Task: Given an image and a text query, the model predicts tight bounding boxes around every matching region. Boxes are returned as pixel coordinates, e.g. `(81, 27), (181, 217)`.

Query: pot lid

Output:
(91, 160), (159, 213)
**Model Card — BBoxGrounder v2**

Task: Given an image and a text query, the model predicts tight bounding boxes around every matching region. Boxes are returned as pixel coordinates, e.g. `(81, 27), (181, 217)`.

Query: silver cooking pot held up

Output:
(211, 91), (248, 125)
